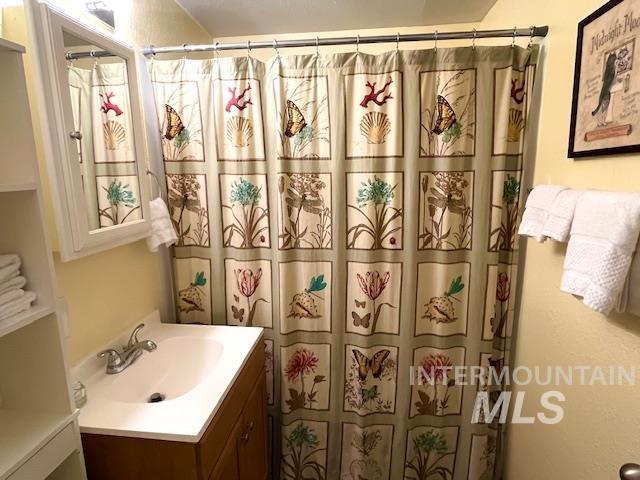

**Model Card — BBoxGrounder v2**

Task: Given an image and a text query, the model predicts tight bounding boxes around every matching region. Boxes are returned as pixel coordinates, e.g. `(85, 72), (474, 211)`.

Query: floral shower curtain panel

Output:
(150, 45), (538, 480)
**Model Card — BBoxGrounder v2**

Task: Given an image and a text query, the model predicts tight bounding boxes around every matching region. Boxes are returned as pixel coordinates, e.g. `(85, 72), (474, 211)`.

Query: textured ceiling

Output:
(175, 0), (498, 37)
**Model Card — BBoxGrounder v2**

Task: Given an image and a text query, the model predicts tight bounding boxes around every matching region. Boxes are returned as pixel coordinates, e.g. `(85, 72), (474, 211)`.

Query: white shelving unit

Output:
(0, 38), (86, 480)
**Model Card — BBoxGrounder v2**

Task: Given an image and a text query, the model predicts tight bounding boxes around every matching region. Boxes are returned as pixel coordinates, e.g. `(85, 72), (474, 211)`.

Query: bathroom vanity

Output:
(74, 318), (268, 480)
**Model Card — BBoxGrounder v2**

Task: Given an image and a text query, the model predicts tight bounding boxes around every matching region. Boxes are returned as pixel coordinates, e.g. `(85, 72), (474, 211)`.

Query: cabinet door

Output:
(209, 419), (242, 480)
(238, 373), (268, 480)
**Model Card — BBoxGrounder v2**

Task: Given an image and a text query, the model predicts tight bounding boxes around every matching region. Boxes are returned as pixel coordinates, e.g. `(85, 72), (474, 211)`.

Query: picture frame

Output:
(569, 0), (640, 158)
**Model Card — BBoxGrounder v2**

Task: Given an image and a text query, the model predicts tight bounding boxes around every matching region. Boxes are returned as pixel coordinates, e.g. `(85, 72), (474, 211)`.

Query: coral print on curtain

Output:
(149, 44), (540, 479)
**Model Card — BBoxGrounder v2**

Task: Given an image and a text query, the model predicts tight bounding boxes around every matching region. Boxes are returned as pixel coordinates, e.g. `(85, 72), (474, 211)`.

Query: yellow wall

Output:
(1, 2), (210, 365)
(216, 1), (640, 477)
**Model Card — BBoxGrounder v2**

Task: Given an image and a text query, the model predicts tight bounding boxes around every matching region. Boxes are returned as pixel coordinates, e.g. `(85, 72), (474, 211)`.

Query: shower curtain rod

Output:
(65, 25), (549, 60)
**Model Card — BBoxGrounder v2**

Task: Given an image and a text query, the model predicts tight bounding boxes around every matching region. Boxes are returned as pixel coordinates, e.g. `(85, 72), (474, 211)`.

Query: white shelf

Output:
(0, 183), (39, 194)
(0, 38), (26, 54)
(0, 305), (55, 340)
(0, 409), (78, 480)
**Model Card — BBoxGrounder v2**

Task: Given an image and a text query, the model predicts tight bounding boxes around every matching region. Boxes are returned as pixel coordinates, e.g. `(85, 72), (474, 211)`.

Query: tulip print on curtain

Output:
(149, 44), (539, 480)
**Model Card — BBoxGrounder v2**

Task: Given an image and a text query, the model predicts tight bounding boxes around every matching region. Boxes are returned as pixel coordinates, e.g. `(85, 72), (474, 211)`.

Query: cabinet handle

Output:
(69, 131), (82, 140)
(248, 421), (254, 432)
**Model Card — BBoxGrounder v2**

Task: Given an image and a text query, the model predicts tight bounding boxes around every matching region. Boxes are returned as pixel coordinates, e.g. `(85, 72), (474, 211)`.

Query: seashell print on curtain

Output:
(149, 44), (539, 479)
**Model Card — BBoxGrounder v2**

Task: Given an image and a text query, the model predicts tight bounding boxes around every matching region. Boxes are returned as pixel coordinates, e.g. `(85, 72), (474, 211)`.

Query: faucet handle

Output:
(97, 348), (123, 367)
(127, 323), (146, 348)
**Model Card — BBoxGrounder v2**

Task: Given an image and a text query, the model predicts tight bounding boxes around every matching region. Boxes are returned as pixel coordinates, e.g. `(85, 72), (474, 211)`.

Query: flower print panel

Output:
(482, 263), (518, 340)
(95, 175), (142, 228)
(346, 261), (402, 335)
(166, 173), (210, 247)
(280, 420), (328, 480)
(279, 261), (332, 334)
(213, 77), (265, 161)
(343, 344), (398, 416)
(280, 343), (330, 413)
(489, 170), (523, 252)
(278, 173), (332, 249)
(346, 172), (403, 250)
(224, 258), (272, 328)
(264, 339), (274, 406)
(415, 262), (471, 337)
(420, 68), (476, 157)
(219, 174), (270, 248)
(345, 71), (403, 158)
(468, 433), (498, 480)
(418, 171), (474, 251)
(409, 346), (466, 417)
(339, 423), (394, 480)
(274, 75), (331, 160)
(404, 426), (459, 479)
(174, 257), (212, 324)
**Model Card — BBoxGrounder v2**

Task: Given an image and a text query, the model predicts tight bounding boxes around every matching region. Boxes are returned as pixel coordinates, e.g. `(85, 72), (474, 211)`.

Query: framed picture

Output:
(569, 0), (640, 158)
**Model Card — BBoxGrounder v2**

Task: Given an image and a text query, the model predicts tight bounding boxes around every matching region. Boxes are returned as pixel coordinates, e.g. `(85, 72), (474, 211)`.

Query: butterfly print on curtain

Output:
(418, 171), (474, 250)
(345, 71), (403, 158)
(346, 172), (403, 250)
(420, 69), (476, 157)
(219, 174), (270, 248)
(404, 426), (459, 479)
(489, 170), (523, 251)
(344, 345), (398, 415)
(280, 420), (328, 480)
(166, 173), (210, 247)
(152, 81), (205, 161)
(278, 173), (332, 249)
(224, 259), (272, 327)
(274, 75), (331, 159)
(281, 343), (330, 413)
(213, 78), (265, 161)
(339, 423), (394, 480)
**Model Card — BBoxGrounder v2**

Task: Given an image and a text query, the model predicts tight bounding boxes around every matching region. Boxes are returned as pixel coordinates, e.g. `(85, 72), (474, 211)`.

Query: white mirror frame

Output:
(25, 1), (151, 261)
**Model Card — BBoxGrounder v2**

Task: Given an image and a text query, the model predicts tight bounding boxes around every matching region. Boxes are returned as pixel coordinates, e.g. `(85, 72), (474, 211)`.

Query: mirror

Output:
(27, 2), (151, 260)
(65, 34), (143, 231)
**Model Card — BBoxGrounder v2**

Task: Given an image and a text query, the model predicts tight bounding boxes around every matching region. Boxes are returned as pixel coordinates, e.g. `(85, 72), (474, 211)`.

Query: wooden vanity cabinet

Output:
(81, 340), (268, 480)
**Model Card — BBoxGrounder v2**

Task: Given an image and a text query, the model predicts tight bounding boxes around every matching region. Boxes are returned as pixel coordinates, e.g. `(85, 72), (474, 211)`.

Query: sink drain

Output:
(148, 392), (166, 403)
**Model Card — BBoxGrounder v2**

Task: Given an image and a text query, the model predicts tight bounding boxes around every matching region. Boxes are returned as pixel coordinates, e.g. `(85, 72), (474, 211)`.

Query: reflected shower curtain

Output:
(150, 45), (539, 479)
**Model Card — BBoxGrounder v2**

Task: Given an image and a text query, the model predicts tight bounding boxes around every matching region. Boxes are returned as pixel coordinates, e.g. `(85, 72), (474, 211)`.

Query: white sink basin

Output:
(105, 336), (223, 403)
(72, 312), (263, 442)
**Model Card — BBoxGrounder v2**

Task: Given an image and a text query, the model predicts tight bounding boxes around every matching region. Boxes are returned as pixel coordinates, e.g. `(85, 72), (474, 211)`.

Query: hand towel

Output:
(0, 291), (36, 321)
(146, 198), (178, 252)
(0, 288), (24, 306)
(0, 262), (20, 283)
(518, 185), (568, 242)
(0, 254), (20, 269)
(620, 242), (640, 316)
(541, 189), (585, 242)
(560, 191), (640, 314)
(0, 276), (26, 295)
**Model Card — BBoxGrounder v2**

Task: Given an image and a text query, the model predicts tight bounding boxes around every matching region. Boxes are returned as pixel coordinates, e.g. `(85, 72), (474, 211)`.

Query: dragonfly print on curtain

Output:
(149, 45), (539, 480)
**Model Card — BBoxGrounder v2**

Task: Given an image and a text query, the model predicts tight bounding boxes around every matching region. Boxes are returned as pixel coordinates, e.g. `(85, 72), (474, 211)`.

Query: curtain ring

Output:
(247, 40), (251, 58)
(528, 26), (535, 48)
(273, 38), (280, 58)
(214, 41), (220, 60)
(316, 36), (320, 56)
(90, 50), (98, 69)
(182, 43), (188, 61)
(472, 29), (477, 50)
(356, 34), (360, 54)
(434, 30), (438, 52)
(396, 32), (400, 52)
(512, 26), (517, 48)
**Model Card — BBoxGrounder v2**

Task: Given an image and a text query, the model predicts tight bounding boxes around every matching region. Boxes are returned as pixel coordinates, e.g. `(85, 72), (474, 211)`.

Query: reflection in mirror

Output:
(64, 31), (142, 231)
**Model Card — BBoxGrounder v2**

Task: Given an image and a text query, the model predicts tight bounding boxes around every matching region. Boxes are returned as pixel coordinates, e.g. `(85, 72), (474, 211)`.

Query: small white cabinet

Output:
(0, 37), (86, 480)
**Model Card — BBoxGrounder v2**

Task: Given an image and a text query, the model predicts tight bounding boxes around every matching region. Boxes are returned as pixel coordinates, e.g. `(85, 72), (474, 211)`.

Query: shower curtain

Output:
(149, 44), (539, 480)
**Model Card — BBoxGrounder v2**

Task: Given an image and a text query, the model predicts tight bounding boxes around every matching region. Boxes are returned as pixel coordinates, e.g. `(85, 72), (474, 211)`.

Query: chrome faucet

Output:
(97, 323), (157, 374)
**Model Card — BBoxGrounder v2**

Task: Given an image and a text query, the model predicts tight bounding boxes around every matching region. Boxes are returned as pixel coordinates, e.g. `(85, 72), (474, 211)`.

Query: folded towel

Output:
(0, 263), (20, 283)
(0, 288), (24, 306)
(518, 185), (568, 242)
(146, 197), (178, 252)
(0, 254), (20, 269)
(541, 189), (585, 242)
(0, 276), (26, 295)
(560, 191), (640, 314)
(0, 291), (36, 321)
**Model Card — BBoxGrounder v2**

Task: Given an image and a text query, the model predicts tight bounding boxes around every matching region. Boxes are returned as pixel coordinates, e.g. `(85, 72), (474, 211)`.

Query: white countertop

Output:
(72, 312), (263, 443)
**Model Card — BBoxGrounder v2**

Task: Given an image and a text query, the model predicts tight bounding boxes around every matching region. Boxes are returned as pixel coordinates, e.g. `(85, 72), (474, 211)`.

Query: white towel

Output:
(560, 191), (640, 314)
(518, 185), (568, 242)
(0, 291), (36, 321)
(0, 254), (20, 269)
(0, 276), (26, 295)
(0, 263), (20, 283)
(541, 189), (585, 242)
(0, 288), (24, 306)
(146, 197), (178, 252)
